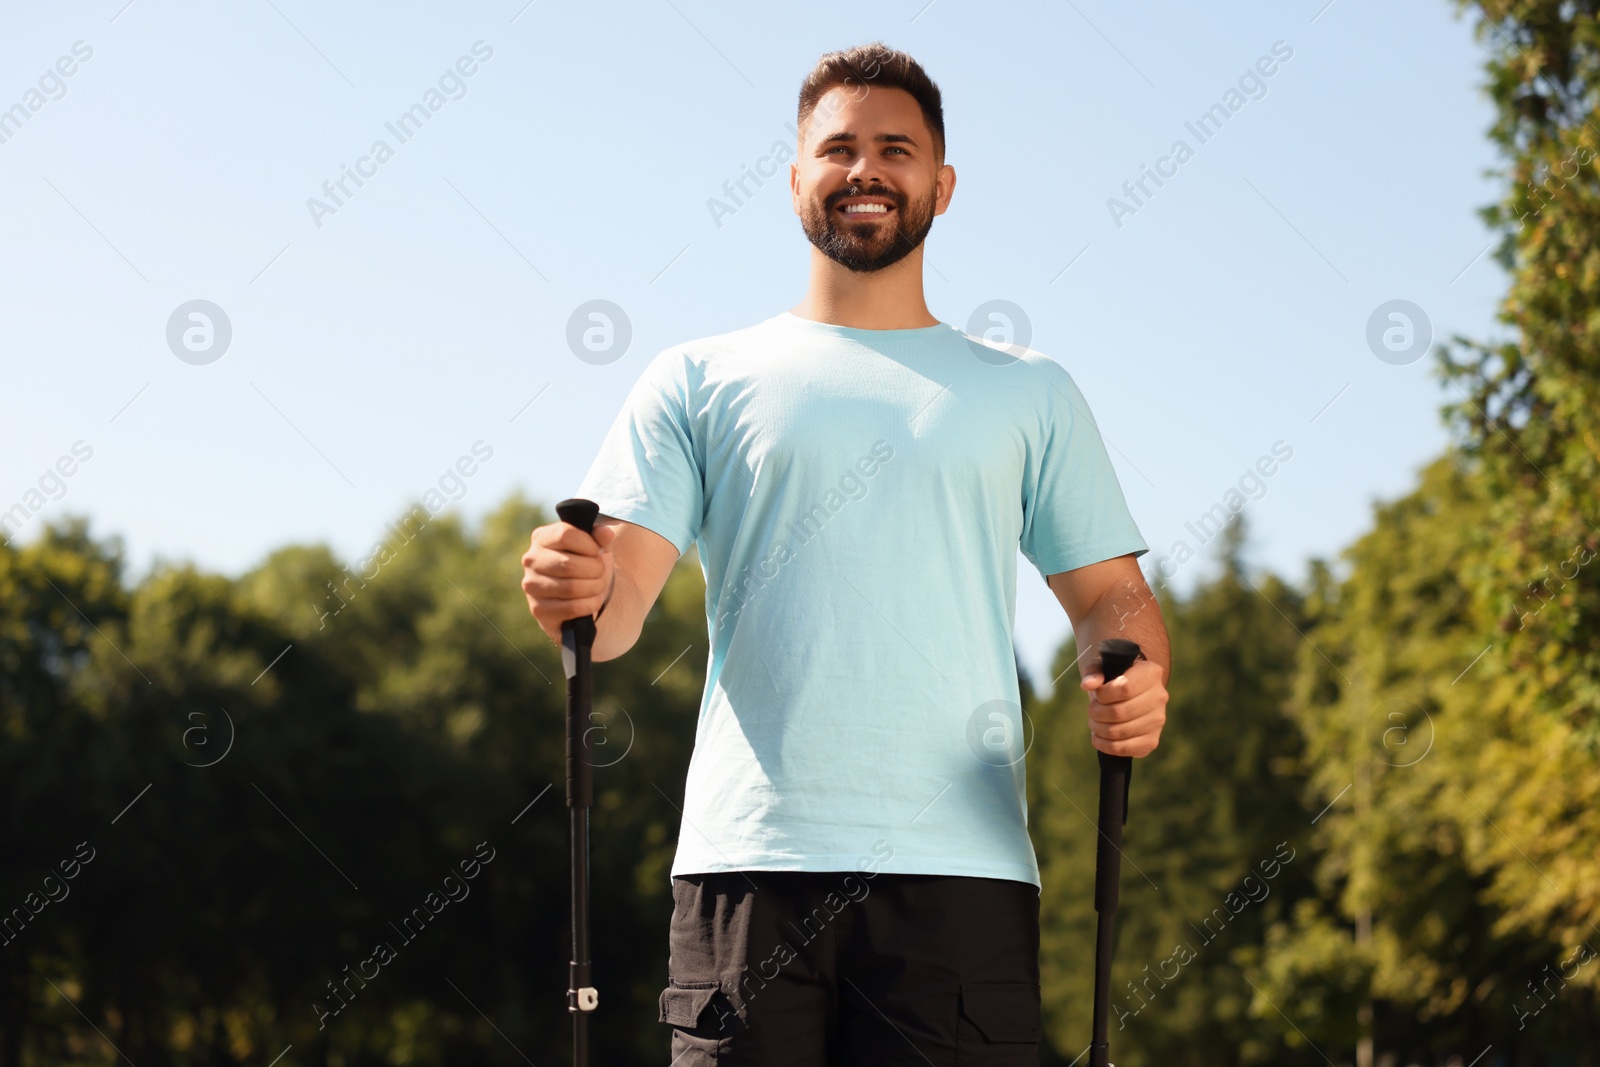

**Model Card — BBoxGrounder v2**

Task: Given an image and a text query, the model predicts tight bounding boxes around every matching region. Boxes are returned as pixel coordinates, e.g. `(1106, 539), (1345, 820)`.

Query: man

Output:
(522, 42), (1170, 1066)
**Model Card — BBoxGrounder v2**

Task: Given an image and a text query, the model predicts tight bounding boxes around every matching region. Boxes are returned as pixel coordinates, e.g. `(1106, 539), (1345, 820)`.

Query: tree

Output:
(1434, 0), (1600, 957)
(1030, 516), (1320, 1065)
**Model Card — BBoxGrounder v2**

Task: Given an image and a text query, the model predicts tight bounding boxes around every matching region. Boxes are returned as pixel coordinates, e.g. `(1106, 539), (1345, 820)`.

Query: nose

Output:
(845, 152), (880, 187)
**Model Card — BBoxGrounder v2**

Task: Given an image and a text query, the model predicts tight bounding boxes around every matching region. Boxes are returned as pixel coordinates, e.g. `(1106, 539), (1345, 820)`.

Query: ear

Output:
(934, 163), (956, 217)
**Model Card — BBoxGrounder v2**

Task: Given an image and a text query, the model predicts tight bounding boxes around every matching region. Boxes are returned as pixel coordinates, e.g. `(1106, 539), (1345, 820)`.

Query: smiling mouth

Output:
(837, 203), (895, 219)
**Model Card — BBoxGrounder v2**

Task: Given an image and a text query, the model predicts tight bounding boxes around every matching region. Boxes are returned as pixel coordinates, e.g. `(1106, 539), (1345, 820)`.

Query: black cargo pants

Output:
(659, 870), (1041, 1065)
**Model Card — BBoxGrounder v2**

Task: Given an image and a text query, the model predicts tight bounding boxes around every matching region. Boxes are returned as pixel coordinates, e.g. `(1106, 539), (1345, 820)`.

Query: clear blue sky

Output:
(0, 0), (1509, 694)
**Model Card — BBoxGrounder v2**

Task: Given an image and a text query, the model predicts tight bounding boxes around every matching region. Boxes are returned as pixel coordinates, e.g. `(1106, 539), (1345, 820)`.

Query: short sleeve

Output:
(1019, 362), (1148, 577)
(574, 349), (704, 555)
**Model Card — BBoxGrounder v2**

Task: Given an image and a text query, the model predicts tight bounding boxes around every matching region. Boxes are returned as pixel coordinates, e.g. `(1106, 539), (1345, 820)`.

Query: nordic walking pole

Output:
(555, 497), (601, 1067)
(1089, 637), (1145, 1067)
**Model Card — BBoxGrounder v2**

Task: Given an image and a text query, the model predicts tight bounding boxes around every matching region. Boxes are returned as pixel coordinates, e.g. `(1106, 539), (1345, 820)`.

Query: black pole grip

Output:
(1092, 639), (1139, 914)
(556, 498), (599, 812)
(1097, 637), (1142, 683)
(1097, 637), (1141, 834)
(1089, 637), (1143, 1067)
(556, 498), (599, 536)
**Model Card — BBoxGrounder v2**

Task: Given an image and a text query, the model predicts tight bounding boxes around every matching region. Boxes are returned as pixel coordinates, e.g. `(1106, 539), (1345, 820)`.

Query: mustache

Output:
(828, 186), (904, 210)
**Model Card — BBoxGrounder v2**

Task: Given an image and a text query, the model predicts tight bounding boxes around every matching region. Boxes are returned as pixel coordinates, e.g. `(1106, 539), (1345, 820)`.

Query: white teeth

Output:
(843, 203), (889, 213)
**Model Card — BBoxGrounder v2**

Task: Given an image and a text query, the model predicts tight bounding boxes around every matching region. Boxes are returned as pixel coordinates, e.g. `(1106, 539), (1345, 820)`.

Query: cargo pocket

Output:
(956, 980), (1042, 1046)
(659, 978), (728, 1063)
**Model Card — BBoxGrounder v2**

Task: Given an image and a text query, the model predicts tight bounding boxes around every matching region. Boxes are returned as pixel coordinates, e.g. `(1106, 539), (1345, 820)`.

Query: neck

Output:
(792, 249), (937, 329)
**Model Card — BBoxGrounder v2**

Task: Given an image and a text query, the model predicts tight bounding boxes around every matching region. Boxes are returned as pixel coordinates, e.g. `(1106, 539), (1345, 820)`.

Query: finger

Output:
(535, 550), (606, 579)
(1116, 662), (1155, 694)
(1079, 672), (1103, 691)
(1086, 690), (1164, 724)
(1088, 707), (1166, 743)
(1091, 731), (1161, 758)
(549, 589), (609, 613)
(1087, 673), (1137, 703)
(547, 524), (603, 557)
(523, 572), (608, 601)
(532, 594), (609, 628)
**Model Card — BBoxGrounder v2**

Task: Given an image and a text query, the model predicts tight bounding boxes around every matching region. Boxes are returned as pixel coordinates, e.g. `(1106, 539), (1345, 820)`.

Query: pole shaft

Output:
(1087, 638), (1143, 1067)
(555, 498), (602, 1067)
(572, 807), (589, 1062)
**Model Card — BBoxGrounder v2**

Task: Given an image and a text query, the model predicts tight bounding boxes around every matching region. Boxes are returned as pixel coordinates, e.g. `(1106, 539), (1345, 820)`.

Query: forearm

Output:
(1073, 579), (1170, 684)
(591, 561), (644, 662)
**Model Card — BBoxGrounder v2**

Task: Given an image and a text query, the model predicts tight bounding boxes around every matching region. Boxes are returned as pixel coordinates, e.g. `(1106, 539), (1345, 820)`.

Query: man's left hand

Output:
(1080, 658), (1167, 758)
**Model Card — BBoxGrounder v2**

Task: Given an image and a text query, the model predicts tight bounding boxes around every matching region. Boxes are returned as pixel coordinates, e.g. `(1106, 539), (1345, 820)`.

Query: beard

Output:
(799, 181), (937, 273)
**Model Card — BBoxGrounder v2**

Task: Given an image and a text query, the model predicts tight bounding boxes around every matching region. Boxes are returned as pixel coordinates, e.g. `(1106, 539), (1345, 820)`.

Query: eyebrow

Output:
(816, 131), (918, 150)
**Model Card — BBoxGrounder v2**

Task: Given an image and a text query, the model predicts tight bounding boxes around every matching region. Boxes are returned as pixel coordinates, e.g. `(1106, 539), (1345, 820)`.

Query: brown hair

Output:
(797, 42), (945, 166)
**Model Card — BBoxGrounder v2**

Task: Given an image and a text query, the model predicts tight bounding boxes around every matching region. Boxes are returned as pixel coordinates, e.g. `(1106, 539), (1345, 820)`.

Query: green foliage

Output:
(1031, 517), (1322, 1066)
(3, 462), (1594, 1064)
(0, 498), (709, 1066)
(1236, 4), (1600, 1061)
(1437, 0), (1600, 948)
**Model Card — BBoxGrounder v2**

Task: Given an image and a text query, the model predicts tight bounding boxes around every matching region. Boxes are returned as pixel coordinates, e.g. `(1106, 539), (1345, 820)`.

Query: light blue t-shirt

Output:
(576, 310), (1148, 889)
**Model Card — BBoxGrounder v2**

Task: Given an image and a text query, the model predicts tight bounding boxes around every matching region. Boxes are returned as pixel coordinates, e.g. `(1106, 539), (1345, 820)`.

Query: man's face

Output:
(792, 85), (952, 273)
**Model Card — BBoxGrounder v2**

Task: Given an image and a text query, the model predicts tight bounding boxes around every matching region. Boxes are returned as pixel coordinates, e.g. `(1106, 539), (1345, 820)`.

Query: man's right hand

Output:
(522, 519), (618, 646)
